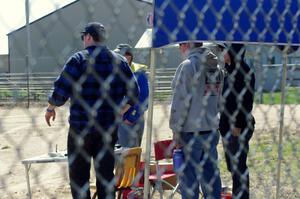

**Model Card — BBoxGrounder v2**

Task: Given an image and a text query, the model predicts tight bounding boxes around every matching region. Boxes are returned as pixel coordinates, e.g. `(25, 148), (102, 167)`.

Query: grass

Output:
(154, 92), (171, 102)
(0, 89), (48, 101)
(217, 129), (300, 198)
(155, 87), (300, 104)
(256, 87), (300, 104)
(0, 86), (299, 104)
(1, 145), (10, 150)
(0, 89), (28, 99)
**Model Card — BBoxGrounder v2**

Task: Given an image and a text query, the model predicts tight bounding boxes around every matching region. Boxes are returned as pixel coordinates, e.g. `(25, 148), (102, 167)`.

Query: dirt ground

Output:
(0, 103), (299, 198)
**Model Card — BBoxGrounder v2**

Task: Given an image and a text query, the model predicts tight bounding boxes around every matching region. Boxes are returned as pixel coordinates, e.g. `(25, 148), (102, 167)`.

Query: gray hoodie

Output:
(169, 47), (222, 133)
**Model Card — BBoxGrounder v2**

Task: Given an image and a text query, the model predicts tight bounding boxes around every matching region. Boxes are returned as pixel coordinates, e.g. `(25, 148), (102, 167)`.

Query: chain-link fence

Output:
(0, 0), (300, 198)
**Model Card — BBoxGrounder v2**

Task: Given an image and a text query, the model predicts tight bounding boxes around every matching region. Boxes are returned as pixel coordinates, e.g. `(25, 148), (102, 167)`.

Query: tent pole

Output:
(143, 48), (156, 198)
(275, 52), (287, 199)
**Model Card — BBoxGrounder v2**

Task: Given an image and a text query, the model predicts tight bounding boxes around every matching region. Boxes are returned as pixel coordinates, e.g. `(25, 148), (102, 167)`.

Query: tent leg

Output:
(143, 48), (156, 199)
(275, 52), (287, 199)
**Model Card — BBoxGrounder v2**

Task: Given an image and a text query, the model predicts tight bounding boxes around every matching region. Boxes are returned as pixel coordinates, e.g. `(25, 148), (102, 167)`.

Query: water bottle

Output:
(114, 143), (121, 150)
(173, 149), (184, 172)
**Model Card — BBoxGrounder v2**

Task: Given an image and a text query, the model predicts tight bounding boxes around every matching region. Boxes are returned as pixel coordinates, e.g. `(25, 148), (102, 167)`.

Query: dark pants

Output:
(67, 126), (117, 199)
(221, 126), (254, 199)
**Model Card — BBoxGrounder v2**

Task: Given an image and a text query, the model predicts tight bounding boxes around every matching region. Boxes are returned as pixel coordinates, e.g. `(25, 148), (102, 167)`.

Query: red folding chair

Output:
(148, 139), (180, 199)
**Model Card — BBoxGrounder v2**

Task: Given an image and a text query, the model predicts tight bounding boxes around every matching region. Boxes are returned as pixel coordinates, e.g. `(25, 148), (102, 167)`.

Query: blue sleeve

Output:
(123, 70), (149, 123)
(120, 62), (140, 106)
(136, 71), (149, 108)
(48, 53), (83, 106)
(123, 106), (141, 123)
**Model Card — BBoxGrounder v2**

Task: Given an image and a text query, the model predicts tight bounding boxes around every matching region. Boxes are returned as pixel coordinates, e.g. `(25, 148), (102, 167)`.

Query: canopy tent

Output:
(135, 28), (152, 48)
(142, 1), (300, 199)
(135, 28), (182, 48)
(152, 0), (300, 48)
(135, 28), (214, 48)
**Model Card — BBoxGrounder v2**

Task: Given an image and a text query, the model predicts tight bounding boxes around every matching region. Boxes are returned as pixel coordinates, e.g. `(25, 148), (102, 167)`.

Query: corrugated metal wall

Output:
(7, 0), (153, 73)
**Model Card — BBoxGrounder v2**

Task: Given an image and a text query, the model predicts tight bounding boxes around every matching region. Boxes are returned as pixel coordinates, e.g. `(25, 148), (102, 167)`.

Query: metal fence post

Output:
(25, 0), (32, 108)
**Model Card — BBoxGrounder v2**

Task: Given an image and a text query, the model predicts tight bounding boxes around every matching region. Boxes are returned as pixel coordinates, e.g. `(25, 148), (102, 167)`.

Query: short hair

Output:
(81, 22), (106, 42)
(193, 42), (203, 48)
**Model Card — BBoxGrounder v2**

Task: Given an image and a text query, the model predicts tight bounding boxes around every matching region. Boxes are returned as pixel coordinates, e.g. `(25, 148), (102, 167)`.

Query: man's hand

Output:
(45, 105), (56, 126)
(232, 127), (241, 137)
(173, 132), (182, 149)
(120, 104), (133, 125)
(120, 104), (131, 116)
(123, 119), (133, 125)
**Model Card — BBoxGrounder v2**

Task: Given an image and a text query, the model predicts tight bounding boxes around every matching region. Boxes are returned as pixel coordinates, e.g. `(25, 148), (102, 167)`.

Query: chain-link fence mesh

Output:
(0, 0), (300, 198)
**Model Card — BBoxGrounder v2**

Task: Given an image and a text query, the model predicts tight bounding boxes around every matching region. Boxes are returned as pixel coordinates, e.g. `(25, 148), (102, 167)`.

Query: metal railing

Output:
(0, 69), (177, 103)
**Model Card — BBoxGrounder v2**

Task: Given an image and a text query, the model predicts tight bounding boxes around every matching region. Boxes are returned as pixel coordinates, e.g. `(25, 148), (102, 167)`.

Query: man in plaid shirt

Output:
(45, 22), (139, 199)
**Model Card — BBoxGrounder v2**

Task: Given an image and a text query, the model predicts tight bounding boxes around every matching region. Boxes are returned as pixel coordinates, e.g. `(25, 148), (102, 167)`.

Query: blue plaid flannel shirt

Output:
(48, 45), (139, 130)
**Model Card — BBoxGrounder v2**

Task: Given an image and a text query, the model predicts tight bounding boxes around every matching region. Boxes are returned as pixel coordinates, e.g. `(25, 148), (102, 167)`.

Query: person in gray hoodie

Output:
(170, 42), (222, 199)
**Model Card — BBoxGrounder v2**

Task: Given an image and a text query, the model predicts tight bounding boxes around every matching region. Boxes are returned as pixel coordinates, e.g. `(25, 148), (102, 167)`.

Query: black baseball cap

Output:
(81, 22), (106, 42)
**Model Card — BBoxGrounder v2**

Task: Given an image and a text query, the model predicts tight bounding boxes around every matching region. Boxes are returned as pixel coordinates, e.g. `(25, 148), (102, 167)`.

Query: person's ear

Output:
(86, 33), (93, 41)
(224, 52), (231, 65)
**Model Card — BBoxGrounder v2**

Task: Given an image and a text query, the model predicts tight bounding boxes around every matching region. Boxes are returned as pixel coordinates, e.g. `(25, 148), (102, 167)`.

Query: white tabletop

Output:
(21, 151), (67, 164)
(21, 147), (127, 165)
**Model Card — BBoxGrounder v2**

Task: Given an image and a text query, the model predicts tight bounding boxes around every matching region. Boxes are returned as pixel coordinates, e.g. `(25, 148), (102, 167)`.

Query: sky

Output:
(0, 0), (75, 55)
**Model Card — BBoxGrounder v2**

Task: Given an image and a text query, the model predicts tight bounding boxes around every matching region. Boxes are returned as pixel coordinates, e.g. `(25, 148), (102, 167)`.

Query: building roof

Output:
(7, 0), (79, 36)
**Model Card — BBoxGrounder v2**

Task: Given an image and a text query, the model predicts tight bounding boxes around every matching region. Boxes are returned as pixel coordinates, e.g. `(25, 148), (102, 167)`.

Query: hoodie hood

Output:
(187, 47), (218, 70)
(225, 43), (246, 73)
(228, 44), (246, 65)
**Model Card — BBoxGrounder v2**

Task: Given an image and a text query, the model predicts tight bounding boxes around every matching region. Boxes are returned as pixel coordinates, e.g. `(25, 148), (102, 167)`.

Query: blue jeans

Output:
(178, 131), (222, 199)
(117, 116), (144, 147)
